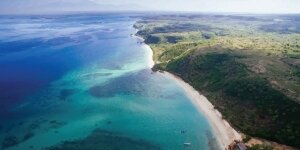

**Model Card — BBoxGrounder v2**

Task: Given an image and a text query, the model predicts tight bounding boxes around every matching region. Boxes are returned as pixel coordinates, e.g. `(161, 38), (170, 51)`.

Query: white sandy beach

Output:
(162, 72), (242, 149)
(132, 34), (155, 68)
(134, 30), (241, 148)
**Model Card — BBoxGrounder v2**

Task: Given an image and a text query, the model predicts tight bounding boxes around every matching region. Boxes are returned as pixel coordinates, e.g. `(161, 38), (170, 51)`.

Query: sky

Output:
(0, 0), (300, 14)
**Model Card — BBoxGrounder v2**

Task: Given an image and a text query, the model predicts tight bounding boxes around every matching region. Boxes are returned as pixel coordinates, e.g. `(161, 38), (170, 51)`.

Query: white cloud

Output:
(0, 0), (300, 14)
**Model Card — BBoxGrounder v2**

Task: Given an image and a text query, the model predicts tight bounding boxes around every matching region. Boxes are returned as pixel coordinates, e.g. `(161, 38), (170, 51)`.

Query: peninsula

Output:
(134, 14), (300, 150)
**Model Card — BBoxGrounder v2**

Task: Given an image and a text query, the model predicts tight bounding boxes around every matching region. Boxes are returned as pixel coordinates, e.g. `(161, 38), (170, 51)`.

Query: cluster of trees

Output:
(248, 144), (274, 150)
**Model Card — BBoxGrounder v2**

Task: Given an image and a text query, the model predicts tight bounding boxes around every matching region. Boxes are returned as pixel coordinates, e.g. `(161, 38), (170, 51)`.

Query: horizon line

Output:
(1, 10), (300, 16)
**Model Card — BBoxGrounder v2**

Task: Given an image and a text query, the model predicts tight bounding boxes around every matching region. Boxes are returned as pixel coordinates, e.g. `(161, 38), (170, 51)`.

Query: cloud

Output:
(0, 0), (300, 14)
(0, 0), (95, 13)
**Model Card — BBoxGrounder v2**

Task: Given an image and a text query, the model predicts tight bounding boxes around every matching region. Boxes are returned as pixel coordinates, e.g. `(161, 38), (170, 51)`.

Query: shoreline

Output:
(133, 31), (242, 149)
(161, 72), (242, 149)
(131, 33), (155, 68)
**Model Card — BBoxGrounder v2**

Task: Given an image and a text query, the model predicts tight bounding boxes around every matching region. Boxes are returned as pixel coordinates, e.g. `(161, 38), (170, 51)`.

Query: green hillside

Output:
(135, 14), (300, 148)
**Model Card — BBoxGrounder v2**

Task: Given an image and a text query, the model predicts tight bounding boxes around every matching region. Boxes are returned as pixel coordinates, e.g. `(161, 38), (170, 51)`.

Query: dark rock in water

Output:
(2, 135), (19, 149)
(28, 122), (40, 130)
(18, 121), (25, 126)
(106, 120), (112, 125)
(45, 129), (160, 150)
(49, 120), (58, 124)
(151, 68), (158, 72)
(49, 120), (66, 129)
(23, 132), (35, 141)
(27, 118), (48, 130)
(34, 118), (48, 125)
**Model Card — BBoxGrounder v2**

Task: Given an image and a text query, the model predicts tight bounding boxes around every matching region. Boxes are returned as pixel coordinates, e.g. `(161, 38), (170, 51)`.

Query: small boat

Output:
(183, 142), (191, 147)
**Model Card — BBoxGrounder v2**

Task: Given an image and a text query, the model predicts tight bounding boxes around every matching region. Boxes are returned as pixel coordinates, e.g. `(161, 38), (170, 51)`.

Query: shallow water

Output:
(0, 14), (221, 150)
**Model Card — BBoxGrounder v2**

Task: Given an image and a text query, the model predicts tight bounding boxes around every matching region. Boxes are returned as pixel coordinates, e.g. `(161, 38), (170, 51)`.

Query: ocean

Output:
(0, 13), (221, 150)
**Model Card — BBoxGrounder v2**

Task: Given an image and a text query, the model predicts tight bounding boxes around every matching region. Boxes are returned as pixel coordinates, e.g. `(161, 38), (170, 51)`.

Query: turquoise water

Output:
(0, 14), (221, 150)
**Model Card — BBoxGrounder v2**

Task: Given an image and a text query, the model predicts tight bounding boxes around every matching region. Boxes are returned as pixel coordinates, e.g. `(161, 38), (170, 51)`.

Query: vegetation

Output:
(243, 135), (251, 143)
(248, 144), (274, 150)
(135, 14), (300, 148)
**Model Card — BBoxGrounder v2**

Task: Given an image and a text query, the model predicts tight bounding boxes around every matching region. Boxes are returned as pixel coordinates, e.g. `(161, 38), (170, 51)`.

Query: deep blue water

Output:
(0, 14), (221, 150)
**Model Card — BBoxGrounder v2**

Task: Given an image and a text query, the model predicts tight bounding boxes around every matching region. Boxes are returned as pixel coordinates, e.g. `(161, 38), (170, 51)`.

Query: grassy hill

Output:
(134, 14), (300, 148)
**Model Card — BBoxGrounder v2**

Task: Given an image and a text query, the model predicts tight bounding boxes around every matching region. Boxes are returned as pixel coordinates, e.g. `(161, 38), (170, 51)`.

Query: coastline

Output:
(133, 31), (242, 149)
(161, 72), (242, 148)
(132, 34), (155, 68)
